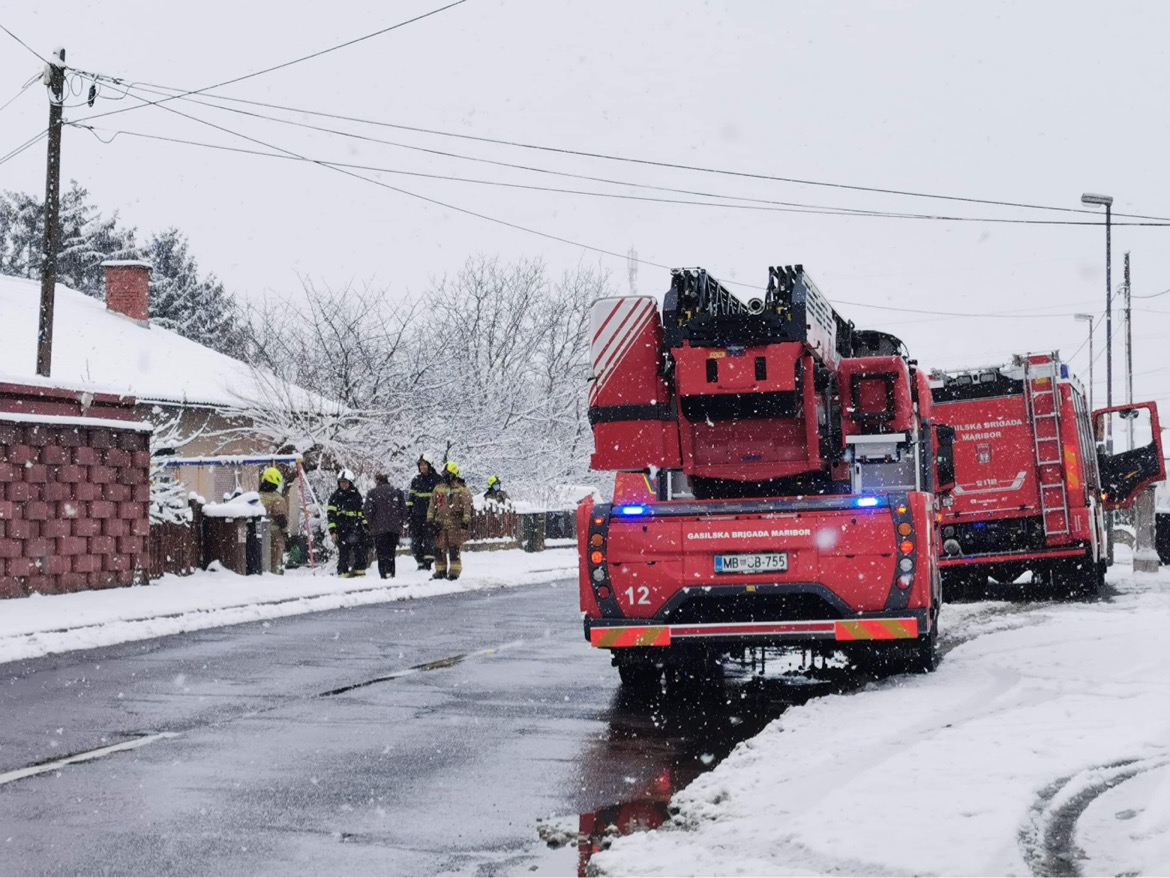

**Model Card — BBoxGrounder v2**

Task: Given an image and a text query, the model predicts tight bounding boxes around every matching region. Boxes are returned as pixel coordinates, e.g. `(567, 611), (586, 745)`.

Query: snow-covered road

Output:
(0, 547), (576, 665)
(596, 557), (1170, 876)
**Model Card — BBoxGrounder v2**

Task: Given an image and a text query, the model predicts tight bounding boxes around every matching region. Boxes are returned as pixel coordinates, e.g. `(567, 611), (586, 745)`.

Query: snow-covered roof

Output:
(0, 274), (338, 413)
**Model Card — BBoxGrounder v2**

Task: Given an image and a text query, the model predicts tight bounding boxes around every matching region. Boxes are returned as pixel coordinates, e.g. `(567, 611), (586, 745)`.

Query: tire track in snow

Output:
(1019, 757), (1169, 877)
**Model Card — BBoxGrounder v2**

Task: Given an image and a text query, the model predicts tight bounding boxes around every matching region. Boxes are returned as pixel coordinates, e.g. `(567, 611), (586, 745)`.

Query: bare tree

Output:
(234, 259), (615, 503)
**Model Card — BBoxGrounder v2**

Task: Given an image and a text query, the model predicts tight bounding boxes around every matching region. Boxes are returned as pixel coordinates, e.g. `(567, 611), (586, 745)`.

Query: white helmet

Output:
(418, 451), (437, 467)
(338, 468), (356, 483)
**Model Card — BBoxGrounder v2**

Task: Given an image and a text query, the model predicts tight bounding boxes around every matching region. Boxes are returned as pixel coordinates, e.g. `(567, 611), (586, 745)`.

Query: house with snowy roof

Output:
(0, 262), (343, 508)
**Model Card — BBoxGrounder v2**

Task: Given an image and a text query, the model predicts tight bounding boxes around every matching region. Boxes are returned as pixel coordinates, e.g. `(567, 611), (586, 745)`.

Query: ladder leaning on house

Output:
(1022, 354), (1071, 540)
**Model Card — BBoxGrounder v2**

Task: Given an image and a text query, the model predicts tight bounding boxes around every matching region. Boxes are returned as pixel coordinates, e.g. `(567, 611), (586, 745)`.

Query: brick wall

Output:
(0, 384), (151, 599)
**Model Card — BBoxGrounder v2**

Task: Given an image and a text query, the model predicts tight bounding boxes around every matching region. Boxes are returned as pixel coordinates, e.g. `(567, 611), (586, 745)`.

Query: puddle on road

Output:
(563, 657), (867, 876)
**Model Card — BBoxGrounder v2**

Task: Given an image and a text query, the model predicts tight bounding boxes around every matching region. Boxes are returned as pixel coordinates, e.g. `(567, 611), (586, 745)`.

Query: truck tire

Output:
(903, 624), (939, 674)
(941, 570), (986, 601)
(1050, 557), (1104, 598)
(1078, 558), (1106, 598)
(615, 657), (664, 693)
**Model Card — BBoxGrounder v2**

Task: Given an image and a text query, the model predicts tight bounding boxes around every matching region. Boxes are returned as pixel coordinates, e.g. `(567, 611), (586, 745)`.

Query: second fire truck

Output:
(929, 352), (1165, 595)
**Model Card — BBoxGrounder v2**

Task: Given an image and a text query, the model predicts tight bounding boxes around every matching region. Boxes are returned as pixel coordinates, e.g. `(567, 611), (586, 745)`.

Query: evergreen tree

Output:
(0, 181), (136, 294)
(144, 228), (246, 357)
(0, 185), (246, 358)
(57, 182), (137, 296)
(0, 190), (43, 279)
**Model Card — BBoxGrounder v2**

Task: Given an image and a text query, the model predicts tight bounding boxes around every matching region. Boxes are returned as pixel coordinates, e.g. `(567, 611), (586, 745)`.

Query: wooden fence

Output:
(146, 503), (204, 578)
(148, 505), (528, 577)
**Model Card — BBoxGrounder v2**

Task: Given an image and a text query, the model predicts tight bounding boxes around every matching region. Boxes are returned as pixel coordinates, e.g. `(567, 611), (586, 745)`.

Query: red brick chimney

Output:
(101, 260), (152, 324)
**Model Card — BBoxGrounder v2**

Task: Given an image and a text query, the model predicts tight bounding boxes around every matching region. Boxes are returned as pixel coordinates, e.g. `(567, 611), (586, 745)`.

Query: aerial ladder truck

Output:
(578, 265), (954, 688)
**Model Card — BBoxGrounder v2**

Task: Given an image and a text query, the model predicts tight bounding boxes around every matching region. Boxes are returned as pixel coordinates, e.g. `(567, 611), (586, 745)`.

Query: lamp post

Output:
(1075, 313), (1094, 412)
(1080, 192), (1113, 419)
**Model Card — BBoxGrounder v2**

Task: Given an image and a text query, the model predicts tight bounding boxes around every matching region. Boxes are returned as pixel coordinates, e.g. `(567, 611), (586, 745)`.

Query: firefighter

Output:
(258, 466), (289, 575)
(327, 469), (368, 577)
(427, 460), (473, 580)
(363, 472), (406, 579)
(483, 475), (510, 507)
(407, 452), (441, 570)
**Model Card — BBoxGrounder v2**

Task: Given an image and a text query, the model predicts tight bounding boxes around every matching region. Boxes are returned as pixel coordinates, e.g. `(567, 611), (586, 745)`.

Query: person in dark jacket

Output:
(407, 453), (442, 570)
(364, 472), (406, 579)
(327, 469), (368, 577)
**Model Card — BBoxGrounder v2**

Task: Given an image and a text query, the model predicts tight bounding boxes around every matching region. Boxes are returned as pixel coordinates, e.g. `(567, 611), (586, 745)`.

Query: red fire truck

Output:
(929, 352), (1165, 595)
(578, 266), (953, 687)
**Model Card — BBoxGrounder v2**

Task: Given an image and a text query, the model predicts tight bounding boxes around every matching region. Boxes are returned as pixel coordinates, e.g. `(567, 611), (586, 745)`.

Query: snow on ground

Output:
(0, 547), (576, 665)
(595, 555), (1170, 877)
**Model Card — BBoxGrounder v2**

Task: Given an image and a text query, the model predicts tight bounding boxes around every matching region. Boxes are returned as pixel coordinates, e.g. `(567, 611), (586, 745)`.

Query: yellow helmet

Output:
(261, 466), (284, 489)
(445, 461), (460, 478)
(487, 475), (500, 488)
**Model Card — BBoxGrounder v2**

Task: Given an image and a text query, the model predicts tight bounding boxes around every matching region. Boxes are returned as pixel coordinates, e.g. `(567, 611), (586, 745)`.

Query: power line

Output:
(81, 75), (1170, 224)
(93, 83), (950, 220)
(101, 91), (679, 273)
(77, 122), (1170, 227)
(70, 100), (1152, 325)
(1132, 286), (1170, 299)
(0, 21), (49, 64)
(69, 97), (1170, 228)
(69, 125), (947, 219)
(73, 0), (471, 126)
(0, 128), (47, 168)
(0, 77), (36, 115)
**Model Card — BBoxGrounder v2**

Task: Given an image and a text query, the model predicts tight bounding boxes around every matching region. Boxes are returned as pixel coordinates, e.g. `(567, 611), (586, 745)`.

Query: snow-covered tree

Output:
(238, 279), (431, 483)
(57, 182), (137, 295)
(143, 228), (246, 358)
(0, 190), (43, 279)
(417, 255), (610, 501)
(148, 412), (195, 526)
(0, 182), (136, 295)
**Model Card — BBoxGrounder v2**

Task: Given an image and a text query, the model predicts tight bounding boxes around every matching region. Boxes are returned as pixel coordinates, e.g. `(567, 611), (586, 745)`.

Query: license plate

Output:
(714, 552), (788, 574)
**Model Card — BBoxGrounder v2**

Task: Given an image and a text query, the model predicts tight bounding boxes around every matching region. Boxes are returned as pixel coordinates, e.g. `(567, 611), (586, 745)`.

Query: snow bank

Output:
(0, 547), (576, 665)
(596, 562), (1170, 876)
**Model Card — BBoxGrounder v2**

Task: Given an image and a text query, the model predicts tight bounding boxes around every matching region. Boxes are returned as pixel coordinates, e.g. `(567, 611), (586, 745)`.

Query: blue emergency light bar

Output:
(854, 496), (881, 508)
(617, 505), (647, 516)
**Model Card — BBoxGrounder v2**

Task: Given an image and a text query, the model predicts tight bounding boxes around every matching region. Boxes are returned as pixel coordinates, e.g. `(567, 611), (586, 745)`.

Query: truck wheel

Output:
(616, 658), (663, 693)
(1078, 558), (1106, 598)
(942, 570), (986, 601)
(904, 624), (939, 674)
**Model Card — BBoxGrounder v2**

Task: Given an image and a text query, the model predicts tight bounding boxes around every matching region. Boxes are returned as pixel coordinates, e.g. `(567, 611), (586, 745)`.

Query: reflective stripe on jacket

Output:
(327, 485), (365, 533)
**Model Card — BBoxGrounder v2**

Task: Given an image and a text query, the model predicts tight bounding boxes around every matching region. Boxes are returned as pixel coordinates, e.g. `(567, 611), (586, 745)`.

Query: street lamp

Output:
(1080, 192), (1113, 419)
(1075, 313), (1094, 411)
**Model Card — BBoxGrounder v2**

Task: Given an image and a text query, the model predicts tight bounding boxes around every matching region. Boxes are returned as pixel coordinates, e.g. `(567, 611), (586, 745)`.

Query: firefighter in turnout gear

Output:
(427, 460), (473, 580)
(483, 475), (510, 506)
(258, 466), (289, 575)
(407, 452), (442, 570)
(328, 469), (368, 577)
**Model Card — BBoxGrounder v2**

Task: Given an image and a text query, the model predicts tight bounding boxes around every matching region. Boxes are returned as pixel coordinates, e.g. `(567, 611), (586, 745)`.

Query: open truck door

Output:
(1094, 402), (1166, 510)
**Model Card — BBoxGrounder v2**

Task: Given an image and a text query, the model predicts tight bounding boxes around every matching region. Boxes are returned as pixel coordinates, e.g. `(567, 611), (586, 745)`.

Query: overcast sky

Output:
(2, 0), (1169, 420)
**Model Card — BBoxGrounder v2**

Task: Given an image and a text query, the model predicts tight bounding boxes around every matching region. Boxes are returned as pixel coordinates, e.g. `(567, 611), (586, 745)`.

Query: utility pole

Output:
(35, 47), (66, 378)
(1124, 251), (1133, 450)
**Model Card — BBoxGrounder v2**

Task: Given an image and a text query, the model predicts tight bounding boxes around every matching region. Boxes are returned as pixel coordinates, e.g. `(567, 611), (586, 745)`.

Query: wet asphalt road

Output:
(0, 579), (617, 875)
(0, 578), (826, 877)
